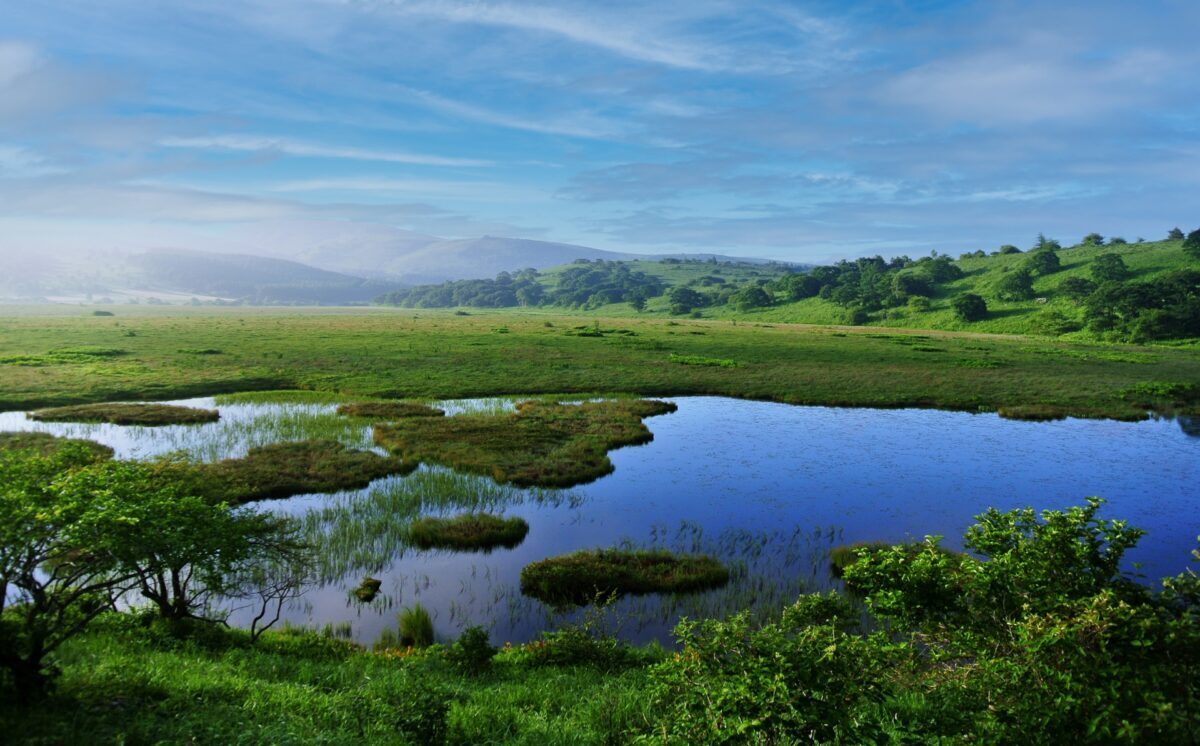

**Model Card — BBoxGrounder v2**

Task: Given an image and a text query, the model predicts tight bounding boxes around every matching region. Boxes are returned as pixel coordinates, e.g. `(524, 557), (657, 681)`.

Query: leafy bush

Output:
(1091, 253), (1130, 283)
(952, 293), (987, 321)
(445, 626), (496, 674)
(1025, 248), (1062, 276)
(995, 269), (1035, 301)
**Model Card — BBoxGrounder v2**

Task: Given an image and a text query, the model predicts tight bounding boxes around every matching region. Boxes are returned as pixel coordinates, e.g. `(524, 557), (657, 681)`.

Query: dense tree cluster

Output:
(374, 269), (544, 308)
(1080, 269), (1200, 341)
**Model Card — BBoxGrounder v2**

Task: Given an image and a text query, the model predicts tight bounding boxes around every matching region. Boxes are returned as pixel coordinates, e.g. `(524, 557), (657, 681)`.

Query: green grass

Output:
(200, 439), (415, 503)
(0, 431), (115, 461)
(520, 549), (731, 607)
(374, 399), (677, 487)
(29, 402), (220, 425)
(409, 512), (530, 551)
(1, 306), (1198, 420)
(337, 401), (445, 418)
(397, 604), (435, 648)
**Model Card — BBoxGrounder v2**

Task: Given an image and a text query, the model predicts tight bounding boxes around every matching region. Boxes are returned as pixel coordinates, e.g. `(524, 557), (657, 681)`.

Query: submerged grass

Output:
(29, 402), (219, 426)
(336, 401), (445, 418)
(199, 439), (414, 503)
(520, 549), (730, 607)
(409, 512), (530, 552)
(373, 399), (677, 487)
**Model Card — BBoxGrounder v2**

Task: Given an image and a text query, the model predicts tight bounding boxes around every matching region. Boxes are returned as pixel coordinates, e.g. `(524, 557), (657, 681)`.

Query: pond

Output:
(3, 396), (1197, 647)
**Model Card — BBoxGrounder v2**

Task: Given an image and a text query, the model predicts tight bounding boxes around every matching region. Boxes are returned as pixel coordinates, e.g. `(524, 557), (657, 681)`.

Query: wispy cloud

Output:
(159, 134), (492, 167)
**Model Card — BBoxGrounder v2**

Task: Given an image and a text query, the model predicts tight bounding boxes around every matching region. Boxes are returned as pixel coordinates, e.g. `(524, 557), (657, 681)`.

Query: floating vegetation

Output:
(996, 404), (1069, 422)
(201, 439), (414, 503)
(667, 353), (737, 367)
(409, 513), (529, 552)
(520, 549), (730, 607)
(0, 431), (113, 461)
(300, 469), (575, 582)
(336, 401), (445, 419)
(353, 577), (383, 603)
(373, 399), (677, 487)
(29, 403), (219, 426)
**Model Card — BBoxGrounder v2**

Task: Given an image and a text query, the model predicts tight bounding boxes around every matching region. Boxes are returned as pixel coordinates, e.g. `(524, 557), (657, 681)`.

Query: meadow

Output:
(1, 305), (1198, 420)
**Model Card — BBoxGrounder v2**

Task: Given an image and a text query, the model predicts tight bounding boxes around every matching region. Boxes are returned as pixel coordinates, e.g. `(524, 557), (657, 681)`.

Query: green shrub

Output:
(952, 293), (987, 321)
(445, 626), (496, 674)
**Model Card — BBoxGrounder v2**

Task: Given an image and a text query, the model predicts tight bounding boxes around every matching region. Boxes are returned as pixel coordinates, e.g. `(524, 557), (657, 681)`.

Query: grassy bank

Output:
(1, 307), (1198, 419)
(28, 402), (220, 425)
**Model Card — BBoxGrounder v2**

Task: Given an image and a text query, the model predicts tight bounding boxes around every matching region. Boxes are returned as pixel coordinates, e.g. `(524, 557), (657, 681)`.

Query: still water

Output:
(3, 396), (1197, 646)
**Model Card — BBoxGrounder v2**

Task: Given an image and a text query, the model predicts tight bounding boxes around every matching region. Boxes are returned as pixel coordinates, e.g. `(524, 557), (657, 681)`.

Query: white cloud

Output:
(159, 134), (492, 167)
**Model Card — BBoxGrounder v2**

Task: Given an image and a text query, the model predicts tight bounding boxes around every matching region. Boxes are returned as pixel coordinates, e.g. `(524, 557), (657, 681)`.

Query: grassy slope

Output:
(1, 306), (1198, 418)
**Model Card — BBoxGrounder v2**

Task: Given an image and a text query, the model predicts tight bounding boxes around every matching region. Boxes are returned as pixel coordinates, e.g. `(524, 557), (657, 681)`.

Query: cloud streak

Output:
(159, 135), (492, 167)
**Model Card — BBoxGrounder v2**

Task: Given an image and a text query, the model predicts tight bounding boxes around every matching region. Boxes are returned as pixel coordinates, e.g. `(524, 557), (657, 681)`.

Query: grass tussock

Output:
(374, 399), (677, 488)
(201, 439), (415, 503)
(336, 401), (445, 418)
(28, 402), (219, 426)
(520, 549), (730, 606)
(409, 512), (529, 552)
(397, 604), (435, 648)
(0, 431), (114, 461)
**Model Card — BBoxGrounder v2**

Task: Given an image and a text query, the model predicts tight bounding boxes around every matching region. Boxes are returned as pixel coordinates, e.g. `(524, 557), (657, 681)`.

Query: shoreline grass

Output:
(409, 512), (529, 551)
(28, 402), (219, 426)
(373, 398), (677, 487)
(0, 431), (114, 461)
(520, 549), (730, 606)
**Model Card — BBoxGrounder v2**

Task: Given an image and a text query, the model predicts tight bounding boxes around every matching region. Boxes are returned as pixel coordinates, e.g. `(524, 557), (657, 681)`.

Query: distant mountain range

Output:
(0, 230), (784, 305)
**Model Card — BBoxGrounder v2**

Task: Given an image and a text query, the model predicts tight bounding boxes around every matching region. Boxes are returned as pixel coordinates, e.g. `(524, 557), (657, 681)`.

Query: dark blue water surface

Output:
(4, 396), (1197, 646)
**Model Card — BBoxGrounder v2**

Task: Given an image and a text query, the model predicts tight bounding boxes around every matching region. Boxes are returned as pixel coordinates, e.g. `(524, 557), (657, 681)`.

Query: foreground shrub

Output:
(445, 626), (496, 674)
(28, 403), (219, 426)
(409, 513), (529, 551)
(520, 549), (729, 607)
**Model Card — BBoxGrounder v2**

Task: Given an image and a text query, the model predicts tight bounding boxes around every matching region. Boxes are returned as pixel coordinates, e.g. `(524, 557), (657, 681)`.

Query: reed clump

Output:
(337, 401), (445, 419)
(409, 512), (529, 551)
(520, 549), (729, 607)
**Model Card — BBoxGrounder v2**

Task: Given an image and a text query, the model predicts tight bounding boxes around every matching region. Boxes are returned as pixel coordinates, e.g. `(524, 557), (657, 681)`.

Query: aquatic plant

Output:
(520, 549), (730, 607)
(336, 401), (445, 418)
(398, 603), (435, 647)
(409, 513), (529, 552)
(352, 577), (382, 603)
(29, 403), (219, 426)
(373, 399), (677, 488)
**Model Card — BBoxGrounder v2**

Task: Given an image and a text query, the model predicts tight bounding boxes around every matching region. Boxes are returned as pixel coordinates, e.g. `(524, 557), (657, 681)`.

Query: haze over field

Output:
(1, 0), (1198, 275)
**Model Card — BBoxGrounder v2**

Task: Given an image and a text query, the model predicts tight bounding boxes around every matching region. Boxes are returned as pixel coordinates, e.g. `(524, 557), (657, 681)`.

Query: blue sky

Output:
(1, 0), (1197, 264)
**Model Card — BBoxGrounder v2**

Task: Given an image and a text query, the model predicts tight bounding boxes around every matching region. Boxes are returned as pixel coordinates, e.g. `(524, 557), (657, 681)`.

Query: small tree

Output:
(996, 269), (1036, 301)
(1025, 249), (1061, 276)
(1081, 233), (1104, 247)
(998, 245), (1022, 255)
(1090, 253), (1130, 283)
(952, 293), (987, 321)
(1184, 228), (1200, 260)
(628, 293), (646, 312)
(1167, 227), (1185, 241)
(730, 285), (771, 311)
(1059, 277), (1097, 303)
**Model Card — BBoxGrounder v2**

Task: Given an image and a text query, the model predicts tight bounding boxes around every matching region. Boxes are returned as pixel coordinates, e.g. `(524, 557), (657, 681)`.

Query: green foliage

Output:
(1081, 232), (1105, 246)
(998, 244), (1022, 254)
(374, 399), (677, 488)
(0, 432), (113, 461)
(409, 512), (529, 551)
(28, 403), (219, 425)
(520, 549), (730, 606)
(1184, 228), (1200, 259)
(1060, 276), (1098, 302)
(445, 626), (496, 674)
(1168, 227), (1185, 240)
(398, 604), (435, 648)
(995, 268), (1036, 300)
(1083, 270), (1200, 341)
(1091, 252), (1131, 282)
(1026, 248), (1062, 277)
(952, 292), (987, 321)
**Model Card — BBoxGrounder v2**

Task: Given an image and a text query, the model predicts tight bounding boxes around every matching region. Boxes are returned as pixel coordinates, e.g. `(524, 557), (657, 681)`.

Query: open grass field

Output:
(1, 305), (1198, 419)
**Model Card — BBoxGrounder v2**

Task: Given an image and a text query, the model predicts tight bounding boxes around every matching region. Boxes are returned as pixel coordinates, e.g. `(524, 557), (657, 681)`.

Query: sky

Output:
(1, 0), (1198, 264)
